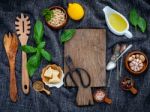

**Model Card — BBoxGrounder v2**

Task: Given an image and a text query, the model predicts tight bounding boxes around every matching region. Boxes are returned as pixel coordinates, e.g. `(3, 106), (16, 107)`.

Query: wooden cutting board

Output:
(64, 29), (106, 106)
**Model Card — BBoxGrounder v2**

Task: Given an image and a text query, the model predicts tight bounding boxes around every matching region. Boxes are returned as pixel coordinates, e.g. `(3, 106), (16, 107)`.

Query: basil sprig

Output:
(21, 20), (52, 77)
(60, 29), (76, 43)
(42, 8), (53, 21)
(129, 9), (147, 33)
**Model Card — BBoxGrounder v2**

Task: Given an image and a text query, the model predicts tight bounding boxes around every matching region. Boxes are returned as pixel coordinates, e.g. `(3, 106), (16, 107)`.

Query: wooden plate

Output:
(125, 51), (148, 75)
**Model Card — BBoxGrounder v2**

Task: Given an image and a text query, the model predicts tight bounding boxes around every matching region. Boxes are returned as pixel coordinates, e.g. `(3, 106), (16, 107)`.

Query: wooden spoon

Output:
(33, 81), (51, 95)
(15, 13), (31, 94)
(4, 33), (18, 102)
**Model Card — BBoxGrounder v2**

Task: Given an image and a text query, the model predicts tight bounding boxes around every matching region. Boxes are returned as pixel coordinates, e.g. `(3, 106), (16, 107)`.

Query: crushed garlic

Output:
(128, 54), (145, 72)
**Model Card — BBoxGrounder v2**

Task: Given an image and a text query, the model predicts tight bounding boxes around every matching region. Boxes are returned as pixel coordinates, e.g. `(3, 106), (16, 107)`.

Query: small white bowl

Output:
(41, 64), (64, 88)
(43, 70), (64, 88)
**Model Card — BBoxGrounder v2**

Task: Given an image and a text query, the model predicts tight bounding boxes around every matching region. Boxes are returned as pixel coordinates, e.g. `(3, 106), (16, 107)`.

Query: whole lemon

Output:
(67, 3), (84, 20)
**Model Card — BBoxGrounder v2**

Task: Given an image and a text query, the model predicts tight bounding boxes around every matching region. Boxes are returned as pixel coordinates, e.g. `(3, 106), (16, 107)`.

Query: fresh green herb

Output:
(129, 9), (147, 32)
(40, 49), (52, 61)
(60, 29), (76, 43)
(129, 9), (139, 27)
(42, 8), (54, 21)
(27, 52), (41, 76)
(34, 20), (44, 44)
(21, 46), (37, 53)
(37, 41), (46, 49)
(21, 20), (52, 77)
(137, 17), (146, 33)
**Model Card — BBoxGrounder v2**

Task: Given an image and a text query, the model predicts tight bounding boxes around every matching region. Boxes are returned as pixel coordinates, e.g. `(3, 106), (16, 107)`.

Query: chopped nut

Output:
(136, 54), (140, 58)
(132, 55), (136, 58)
(139, 55), (145, 62)
(128, 57), (133, 62)
(128, 53), (145, 72)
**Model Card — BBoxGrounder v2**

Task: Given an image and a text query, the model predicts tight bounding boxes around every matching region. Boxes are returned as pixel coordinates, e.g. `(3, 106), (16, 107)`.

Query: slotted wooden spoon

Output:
(15, 13), (31, 94)
(4, 33), (18, 102)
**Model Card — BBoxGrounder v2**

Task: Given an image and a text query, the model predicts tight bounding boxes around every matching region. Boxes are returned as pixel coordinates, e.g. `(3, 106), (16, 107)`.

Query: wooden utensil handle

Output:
(76, 87), (94, 106)
(22, 52), (30, 94)
(129, 87), (138, 95)
(103, 97), (112, 104)
(43, 88), (51, 95)
(10, 62), (17, 102)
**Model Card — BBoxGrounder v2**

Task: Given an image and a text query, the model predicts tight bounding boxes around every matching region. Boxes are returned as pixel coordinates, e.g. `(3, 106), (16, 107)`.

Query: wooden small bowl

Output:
(125, 51), (148, 75)
(120, 77), (138, 94)
(93, 89), (112, 104)
(45, 6), (68, 29)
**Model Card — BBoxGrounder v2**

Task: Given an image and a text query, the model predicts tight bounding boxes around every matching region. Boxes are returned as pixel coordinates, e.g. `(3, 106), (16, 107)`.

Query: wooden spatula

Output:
(4, 33), (18, 102)
(15, 13), (31, 94)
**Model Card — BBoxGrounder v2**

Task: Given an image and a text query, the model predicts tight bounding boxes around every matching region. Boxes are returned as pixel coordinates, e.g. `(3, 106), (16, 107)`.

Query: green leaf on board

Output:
(60, 29), (76, 43)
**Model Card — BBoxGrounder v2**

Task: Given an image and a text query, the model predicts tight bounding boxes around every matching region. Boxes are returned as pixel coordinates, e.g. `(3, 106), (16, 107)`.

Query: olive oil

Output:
(109, 13), (127, 32)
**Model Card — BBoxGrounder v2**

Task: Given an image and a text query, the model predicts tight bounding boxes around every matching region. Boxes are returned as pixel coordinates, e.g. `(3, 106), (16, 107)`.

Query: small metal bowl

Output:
(45, 6), (68, 29)
(125, 51), (148, 75)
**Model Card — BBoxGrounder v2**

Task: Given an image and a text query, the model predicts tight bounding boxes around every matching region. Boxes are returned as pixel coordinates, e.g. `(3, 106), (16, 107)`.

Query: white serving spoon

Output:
(106, 44), (133, 71)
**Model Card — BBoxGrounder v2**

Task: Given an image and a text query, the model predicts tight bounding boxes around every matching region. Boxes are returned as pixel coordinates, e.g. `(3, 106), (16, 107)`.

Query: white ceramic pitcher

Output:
(103, 6), (133, 38)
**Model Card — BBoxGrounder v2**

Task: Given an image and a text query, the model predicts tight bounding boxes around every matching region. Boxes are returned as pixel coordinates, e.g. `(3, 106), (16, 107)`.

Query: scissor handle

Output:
(76, 68), (91, 88)
(64, 68), (91, 88)
(64, 56), (91, 88)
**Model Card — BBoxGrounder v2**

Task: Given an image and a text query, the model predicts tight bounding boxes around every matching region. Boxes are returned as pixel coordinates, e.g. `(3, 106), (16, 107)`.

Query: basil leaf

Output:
(129, 9), (139, 27)
(34, 20), (44, 44)
(40, 49), (52, 61)
(138, 17), (146, 33)
(42, 8), (54, 21)
(60, 29), (76, 43)
(27, 64), (37, 77)
(37, 41), (46, 49)
(27, 52), (41, 77)
(21, 45), (37, 53)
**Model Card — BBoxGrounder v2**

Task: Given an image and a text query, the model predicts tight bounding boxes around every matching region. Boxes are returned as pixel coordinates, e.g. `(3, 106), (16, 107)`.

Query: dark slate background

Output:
(0, 0), (150, 112)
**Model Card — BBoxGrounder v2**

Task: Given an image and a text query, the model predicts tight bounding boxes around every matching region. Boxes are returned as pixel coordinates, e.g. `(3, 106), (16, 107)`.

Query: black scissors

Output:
(64, 56), (91, 88)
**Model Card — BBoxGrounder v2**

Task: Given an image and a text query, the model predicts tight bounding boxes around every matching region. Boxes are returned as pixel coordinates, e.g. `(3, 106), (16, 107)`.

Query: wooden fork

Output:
(15, 13), (31, 94)
(4, 33), (18, 102)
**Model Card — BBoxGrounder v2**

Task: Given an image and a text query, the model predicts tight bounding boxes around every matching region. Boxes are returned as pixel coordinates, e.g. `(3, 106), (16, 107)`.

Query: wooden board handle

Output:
(10, 62), (17, 102)
(22, 52), (30, 94)
(129, 87), (138, 95)
(76, 87), (94, 106)
(104, 97), (112, 104)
